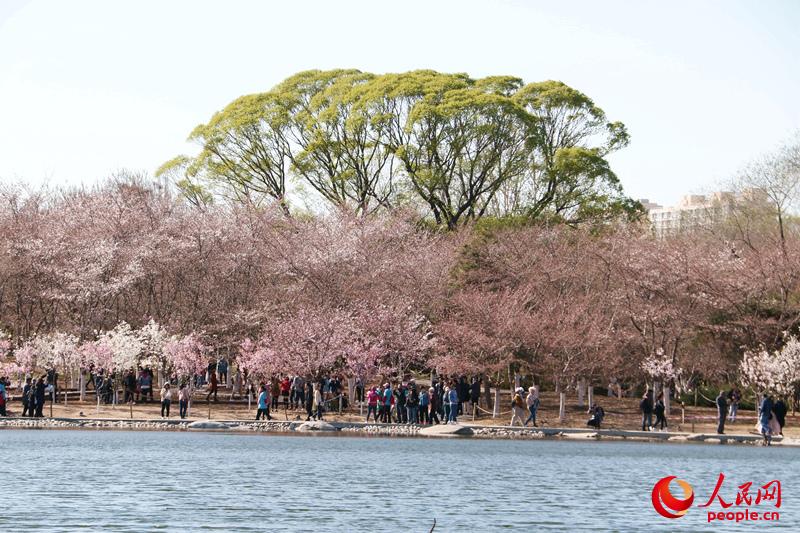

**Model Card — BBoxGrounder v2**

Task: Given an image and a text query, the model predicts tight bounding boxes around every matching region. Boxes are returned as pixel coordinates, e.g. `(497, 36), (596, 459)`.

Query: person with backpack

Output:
(640, 390), (654, 431)
(510, 387), (526, 426)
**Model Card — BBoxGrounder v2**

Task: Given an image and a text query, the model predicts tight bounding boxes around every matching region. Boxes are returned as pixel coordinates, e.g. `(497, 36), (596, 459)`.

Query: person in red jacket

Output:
(280, 376), (291, 410)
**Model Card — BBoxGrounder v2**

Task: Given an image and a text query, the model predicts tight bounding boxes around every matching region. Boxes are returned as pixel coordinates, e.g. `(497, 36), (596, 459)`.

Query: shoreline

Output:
(0, 416), (794, 447)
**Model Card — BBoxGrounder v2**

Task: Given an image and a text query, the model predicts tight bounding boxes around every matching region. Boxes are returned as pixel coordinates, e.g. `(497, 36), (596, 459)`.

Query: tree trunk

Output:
(79, 371), (86, 402)
(559, 392), (566, 422)
(587, 384), (594, 410)
(483, 373), (491, 410)
(578, 377), (586, 407)
(664, 384), (671, 416)
(492, 387), (500, 418)
(653, 380), (661, 401)
(513, 373), (521, 391)
(347, 377), (356, 410)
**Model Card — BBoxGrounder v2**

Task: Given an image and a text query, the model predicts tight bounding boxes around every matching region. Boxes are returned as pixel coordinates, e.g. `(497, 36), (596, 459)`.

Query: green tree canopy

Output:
(160, 69), (640, 226)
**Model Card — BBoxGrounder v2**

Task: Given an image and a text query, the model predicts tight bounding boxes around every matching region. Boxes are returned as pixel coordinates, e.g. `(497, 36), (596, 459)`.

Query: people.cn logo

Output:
(652, 476), (695, 519)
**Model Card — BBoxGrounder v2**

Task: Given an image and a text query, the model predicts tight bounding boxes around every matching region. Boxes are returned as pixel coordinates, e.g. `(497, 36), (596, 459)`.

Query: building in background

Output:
(642, 192), (737, 237)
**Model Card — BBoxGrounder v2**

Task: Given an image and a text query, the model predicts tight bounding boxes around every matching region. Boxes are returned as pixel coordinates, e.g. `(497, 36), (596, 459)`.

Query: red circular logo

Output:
(652, 476), (694, 519)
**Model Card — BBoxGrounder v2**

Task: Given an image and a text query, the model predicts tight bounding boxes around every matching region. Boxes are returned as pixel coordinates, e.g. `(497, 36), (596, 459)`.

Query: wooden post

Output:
(130, 401), (133, 419)
(50, 390), (54, 417)
(64, 391), (68, 407)
(96, 395), (100, 414)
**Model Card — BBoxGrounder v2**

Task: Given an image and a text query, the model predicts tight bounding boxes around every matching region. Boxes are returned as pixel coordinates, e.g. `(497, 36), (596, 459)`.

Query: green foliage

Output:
(162, 69), (636, 227)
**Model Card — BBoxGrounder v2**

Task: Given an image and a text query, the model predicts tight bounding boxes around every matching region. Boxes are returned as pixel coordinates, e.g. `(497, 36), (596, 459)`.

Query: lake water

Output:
(0, 430), (796, 532)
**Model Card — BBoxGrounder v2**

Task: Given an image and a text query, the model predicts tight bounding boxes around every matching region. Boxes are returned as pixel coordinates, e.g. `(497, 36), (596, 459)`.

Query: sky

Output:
(0, 0), (798, 207)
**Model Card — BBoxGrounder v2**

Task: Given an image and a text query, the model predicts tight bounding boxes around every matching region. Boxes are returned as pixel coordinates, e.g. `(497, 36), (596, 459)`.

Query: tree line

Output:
(157, 69), (641, 227)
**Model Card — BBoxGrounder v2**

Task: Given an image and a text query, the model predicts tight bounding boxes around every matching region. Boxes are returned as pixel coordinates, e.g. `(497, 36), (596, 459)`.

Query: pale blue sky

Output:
(1, 0), (798, 206)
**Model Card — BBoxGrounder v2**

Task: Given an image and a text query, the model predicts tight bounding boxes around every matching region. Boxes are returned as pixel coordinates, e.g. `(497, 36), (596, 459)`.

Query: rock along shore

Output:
(0, 416), (796, 447)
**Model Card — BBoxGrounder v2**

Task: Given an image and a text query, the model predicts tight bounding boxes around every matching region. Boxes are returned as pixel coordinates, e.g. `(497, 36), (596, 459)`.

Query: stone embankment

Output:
(0, 417), (794, 446)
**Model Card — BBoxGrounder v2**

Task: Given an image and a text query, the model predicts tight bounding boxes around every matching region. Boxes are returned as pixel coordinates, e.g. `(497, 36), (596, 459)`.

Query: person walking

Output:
(773, 397), (787, 436)
(217, 358), (228, 385)
(524, 386), (539, 427)
(728, 388), (741, 422)
(313, 383), (324, 421)
(366, 386), (379, 423)
(256, 384), (272, 420)
(654, 392), (668, 431)
(205, 371), (218, 403)
(428, 387), (440, 425)
(304, 381), (314, 421)
(160, 383), (172, 418)
(419, 387), (430, 425)
(760, 394), (774, 446)
(34, 377), (46, 417)
(716, 389), (727, 435)
(448, 384), (459, 424)
(510, 387), (526, 426)
(406, 382), (419, 424)
(0, 377), (7, 416)
(21, 377), (32, 417)
(381, 383), (393, 423)
(640, 390), (654, 431)
(178, 383), (190, 419)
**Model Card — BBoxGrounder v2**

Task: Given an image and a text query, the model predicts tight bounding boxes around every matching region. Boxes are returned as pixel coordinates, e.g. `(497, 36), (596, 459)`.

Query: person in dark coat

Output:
(773, 398), (788, 436)
(34, 377), (46, 417)
(470, 377), (481, 412)
(22, 377), (32, 417)
(640, 390), (654, 431)
(716, 390), (728, 434)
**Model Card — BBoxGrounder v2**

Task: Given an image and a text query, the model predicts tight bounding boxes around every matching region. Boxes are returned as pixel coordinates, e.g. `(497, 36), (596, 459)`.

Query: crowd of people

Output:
(0, 366), (793, 444)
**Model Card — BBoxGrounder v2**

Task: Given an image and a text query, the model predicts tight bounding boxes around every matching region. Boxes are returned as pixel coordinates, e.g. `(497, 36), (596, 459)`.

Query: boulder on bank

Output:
(296, 421), (338, 432)
(187, 420), (229, 430)
(419, 424), (474, 437)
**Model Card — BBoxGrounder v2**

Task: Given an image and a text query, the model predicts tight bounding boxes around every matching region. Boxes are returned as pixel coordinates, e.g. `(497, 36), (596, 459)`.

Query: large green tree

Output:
(162, 69), (639, 226)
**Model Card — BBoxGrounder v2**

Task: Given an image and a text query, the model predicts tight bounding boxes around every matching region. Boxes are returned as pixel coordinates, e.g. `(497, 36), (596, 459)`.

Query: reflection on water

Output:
(0, 430), (797, 531)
